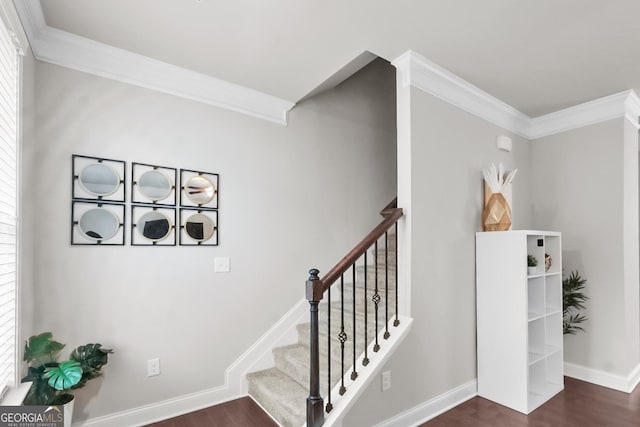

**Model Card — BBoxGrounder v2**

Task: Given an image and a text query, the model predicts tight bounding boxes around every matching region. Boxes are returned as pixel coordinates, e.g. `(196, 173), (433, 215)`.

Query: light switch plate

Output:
(214, 257), (230, 273)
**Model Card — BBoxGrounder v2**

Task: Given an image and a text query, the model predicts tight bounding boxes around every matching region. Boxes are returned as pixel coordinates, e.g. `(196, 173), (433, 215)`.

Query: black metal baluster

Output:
(373, 240), (381, 352)
(394, 222), (400, 327)
(363, 251), (369, 366)
(339, 274), (347, 395)
(384, 230), (390, 340)
(326, 284), (332, 413)
(351, 263), (358, 381)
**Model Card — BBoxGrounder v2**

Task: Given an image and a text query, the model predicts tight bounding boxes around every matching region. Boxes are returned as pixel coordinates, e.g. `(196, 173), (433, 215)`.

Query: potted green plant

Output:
(563, 271), (588, 334)
(21, 332), (113, 427)
(527, 255), (537, 275)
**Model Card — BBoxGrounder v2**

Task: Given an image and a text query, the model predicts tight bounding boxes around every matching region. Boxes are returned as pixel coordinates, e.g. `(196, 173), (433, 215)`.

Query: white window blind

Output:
(0, 11), (18, 396)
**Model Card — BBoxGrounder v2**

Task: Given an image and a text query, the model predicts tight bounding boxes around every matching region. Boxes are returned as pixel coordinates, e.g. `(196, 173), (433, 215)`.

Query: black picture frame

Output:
(131, 205), (177, 246)
(179, 169), (219, 210)
(71, 201), (125, 245)
(72, 154), (126, 203)
(179, 208), (219, 246)
(131, 162), (177, 206)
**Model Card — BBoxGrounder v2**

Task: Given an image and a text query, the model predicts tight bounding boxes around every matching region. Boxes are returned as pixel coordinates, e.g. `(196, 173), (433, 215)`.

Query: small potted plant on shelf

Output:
(21, 332), (113, 427)
(527, 255), (537, 275)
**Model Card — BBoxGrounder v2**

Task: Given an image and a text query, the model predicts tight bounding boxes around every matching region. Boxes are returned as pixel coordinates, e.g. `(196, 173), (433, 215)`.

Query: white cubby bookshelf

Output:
(475, 230), (563, 414)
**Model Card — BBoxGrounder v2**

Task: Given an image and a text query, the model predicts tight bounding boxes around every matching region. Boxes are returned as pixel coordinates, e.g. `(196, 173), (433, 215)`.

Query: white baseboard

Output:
(564, 361), (640, 393)
(627, 364), (640, 392)
(230, 298), (309, 394)
(76, 298), (309, 426)
(376, 379), (477, 427)
(75, 387), (239, 427)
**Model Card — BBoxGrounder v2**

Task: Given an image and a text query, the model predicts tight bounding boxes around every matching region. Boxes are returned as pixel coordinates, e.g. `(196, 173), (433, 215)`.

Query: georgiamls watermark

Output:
(0, 406), (63, 427)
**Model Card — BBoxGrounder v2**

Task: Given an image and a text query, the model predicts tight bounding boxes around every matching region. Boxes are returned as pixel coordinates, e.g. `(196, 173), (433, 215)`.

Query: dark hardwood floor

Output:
(146, 377), (638, 426)
(421, 377), (640, 427)
(145, 397), (277, 427)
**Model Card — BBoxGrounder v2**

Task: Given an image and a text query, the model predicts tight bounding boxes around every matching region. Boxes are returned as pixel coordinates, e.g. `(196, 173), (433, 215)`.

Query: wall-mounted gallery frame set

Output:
(71, 154), (219, 246)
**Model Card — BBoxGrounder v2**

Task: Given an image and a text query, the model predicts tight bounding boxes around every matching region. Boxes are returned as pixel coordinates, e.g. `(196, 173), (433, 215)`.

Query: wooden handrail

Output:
(319, 205), (402, 294)
(379, 197), (397, 215)
(306, 197), (402, 426)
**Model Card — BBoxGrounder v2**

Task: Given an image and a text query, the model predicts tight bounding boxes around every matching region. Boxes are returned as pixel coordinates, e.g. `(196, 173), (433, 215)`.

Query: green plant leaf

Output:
(563, 271), (589, 335)
(21, 365), (47, 383)
(69, 344), (113, 387)
(22, 375), (57, 405)
(51, 393), (74, 405)
(23, 332), (64, 364)
(44, 361), (82, 391)
(70, 344), (112, 375)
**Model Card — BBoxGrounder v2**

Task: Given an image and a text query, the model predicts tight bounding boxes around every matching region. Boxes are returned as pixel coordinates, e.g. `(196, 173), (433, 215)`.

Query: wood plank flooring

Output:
(146, 397), (277, 427)
(146, 377), (638, 426)
(421, 377), (640, 427)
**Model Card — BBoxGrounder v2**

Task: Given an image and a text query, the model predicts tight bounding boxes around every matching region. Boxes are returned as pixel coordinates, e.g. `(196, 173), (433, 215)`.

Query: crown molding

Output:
(624, 90), (640, 129)
(392, 50), (531, 138)
(0, 0), (28, 53)
(392, 50), (640, 139)
(13, 1), (295, 125)
(529, 90), (636, 138)
(9, 1), (639, 134)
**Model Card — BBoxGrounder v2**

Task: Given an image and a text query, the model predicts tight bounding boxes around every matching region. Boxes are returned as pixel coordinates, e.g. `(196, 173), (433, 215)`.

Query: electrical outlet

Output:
(147, 358), (160, 377)
(381, 370), (391, 391)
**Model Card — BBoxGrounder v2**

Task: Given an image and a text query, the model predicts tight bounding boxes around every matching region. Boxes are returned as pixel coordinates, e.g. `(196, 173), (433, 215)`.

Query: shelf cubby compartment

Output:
(546, 312), (563, 350)
(528, 277), (545, 321)
(528, 318), (545, 364)
(546, 351), (564, 385)
(527, 358), (548, 410)
(544, 235), (561, 275)
(528, 351), (564, 413)
(545, 275), (562, 315)
(527, 235), (545, 276)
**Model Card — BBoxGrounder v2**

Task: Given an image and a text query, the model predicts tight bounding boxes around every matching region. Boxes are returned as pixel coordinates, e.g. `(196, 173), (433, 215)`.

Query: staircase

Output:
(247, 246), (397, 426)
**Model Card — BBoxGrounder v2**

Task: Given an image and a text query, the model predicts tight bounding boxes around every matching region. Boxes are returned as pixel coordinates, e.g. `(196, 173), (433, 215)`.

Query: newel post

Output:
(306, 268), (325, 427)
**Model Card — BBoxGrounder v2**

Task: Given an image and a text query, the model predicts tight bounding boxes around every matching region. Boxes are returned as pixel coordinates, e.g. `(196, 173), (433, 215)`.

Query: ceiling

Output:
(37, 0), (640, 117)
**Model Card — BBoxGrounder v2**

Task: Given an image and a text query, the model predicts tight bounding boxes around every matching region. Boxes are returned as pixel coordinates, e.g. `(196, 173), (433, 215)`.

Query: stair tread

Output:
(246, 230), (400, 426)
(247, 367), (306, 427)
(274, 343), (346, 391)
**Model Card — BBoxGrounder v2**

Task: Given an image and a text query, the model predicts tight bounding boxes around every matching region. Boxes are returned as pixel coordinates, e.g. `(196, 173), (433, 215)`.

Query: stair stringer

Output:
(315, 316), (413, 427)
(234, 298), (310, 395)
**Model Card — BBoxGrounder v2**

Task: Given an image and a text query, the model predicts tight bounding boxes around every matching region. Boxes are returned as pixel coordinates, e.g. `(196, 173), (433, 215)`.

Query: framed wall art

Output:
(131, 205), (176, 246)
(179, 169), (219, 210)
(179, 209), (218, 246)
(71, 201), (125, 245)
(72, 155), (126, 202)
(131, 162), (177, 206)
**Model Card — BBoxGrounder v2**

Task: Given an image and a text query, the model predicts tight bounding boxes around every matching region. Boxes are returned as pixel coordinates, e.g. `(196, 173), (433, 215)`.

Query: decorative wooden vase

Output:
(482, 192), (512, 231)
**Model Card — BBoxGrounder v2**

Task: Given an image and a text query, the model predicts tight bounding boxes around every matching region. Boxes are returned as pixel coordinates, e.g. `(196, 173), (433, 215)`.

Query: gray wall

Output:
(345, 87), (531, 425)
(346, 98), (640, 426)
(530, 119), (639, 375)
(27, 58), (397, 420)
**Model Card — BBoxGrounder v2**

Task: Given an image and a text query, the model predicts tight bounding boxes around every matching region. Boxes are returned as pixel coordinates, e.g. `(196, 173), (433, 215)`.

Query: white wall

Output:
(622, 118), (640, 373)
(19, 48), (36, 369)
(345, 86), (531, 425)
(529, 119), (640, 376)
(27, 58), (397, 421)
